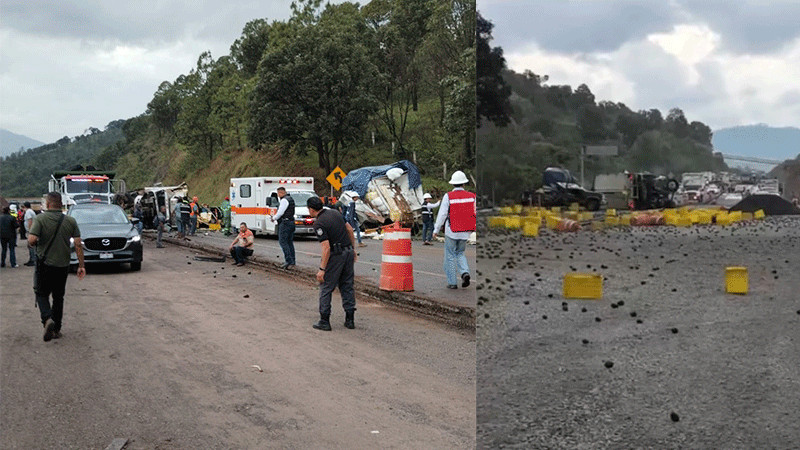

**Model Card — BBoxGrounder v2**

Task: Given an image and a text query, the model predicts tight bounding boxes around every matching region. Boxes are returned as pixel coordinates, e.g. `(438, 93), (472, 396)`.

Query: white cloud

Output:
(503, 22), (800, 130)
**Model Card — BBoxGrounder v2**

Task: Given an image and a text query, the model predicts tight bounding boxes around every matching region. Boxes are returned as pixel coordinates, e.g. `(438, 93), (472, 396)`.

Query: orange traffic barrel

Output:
(380, 225), (414, 291)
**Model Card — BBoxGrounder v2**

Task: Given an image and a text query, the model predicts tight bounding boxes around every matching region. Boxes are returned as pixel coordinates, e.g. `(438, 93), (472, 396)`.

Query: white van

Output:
(229, 177), (318, 235)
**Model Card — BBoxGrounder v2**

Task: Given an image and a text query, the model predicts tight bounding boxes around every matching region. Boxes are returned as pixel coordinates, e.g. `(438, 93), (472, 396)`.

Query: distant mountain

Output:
(713, 125), (800, 162)
(0, 129), (45, 158)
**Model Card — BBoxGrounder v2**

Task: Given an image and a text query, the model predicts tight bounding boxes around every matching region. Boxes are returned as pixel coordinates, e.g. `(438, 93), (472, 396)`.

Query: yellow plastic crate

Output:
(676, 216), (692, 227)
(605, 216), (620, 226)
(754, 209), (765, 219)
(563, 273), (603, 299)
(696, 213), (712, 225)
(208, 223), (221, 231)
(580, 212), (594, 221)
(488, 216), (505, 228)
(569, 202), (580, 212)
(522, 223), (540, 237)
(605, 209), (617, 217)
(546, 215), (561, 229)
(726, 267), (748, 294)
(499, 206), (514, 216)
(619, 215), (632, 226)
(504, 216), (521, 229)
(716, 214), (731, 226)
(566, 211), (580, 220)
(729, 211), (742, 222)
(551, 206), (562, 214)
(591, 221), (606, 231)
(512, 204), (523, 214)
(741, 212), (753, 221)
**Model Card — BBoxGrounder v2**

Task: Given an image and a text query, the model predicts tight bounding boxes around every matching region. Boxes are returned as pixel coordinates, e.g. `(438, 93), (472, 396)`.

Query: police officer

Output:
(306, 197), (357, 331)
(271, 187), (296, 269)
(179, 197), (191, 239)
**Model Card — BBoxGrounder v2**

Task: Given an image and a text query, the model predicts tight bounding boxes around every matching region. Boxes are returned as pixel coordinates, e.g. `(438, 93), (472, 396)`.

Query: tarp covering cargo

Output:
(729, 194), (800, 215)
(341, 160), (421, 198)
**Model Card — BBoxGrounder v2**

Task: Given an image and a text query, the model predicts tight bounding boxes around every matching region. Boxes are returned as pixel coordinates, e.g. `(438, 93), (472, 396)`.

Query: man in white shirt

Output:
(433, 171), (476, 289)
(271, 187), (296, 269)
(23, 202), (37, 266)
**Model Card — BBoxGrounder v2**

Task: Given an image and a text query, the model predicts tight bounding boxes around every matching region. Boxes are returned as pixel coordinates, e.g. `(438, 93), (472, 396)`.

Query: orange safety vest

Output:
(447, 190), (476, 232)
(190, 202), (198, 217)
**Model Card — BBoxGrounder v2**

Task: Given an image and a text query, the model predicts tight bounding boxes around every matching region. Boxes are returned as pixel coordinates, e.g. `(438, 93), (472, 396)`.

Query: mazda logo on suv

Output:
(102, 239), (111, 246)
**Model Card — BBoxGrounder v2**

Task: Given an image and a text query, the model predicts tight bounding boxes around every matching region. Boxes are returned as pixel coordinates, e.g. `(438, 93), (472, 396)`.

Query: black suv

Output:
(68, 203), (143, 271)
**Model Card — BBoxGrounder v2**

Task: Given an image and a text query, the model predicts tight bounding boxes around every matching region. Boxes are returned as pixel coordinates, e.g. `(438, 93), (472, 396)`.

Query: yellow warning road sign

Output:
(326, 166), (347, 190)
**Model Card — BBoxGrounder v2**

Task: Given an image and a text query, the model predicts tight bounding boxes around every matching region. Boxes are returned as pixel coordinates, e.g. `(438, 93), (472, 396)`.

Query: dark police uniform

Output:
(313, 208), (356, 318)
(276, 194), (296, 267)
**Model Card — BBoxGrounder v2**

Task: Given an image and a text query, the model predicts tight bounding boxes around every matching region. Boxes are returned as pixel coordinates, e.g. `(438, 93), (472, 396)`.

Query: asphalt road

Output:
(477, 216), (800, 448)
(182, 229), (477, 309)
(0, 239), (475, 449)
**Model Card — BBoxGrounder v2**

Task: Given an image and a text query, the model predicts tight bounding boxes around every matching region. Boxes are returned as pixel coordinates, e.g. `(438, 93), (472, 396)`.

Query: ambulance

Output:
(229, 177), (318, 235)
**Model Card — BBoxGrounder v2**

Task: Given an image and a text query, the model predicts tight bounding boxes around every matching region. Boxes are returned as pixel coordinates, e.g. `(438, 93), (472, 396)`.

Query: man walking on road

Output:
(271, 187), (296, 269)
(23, 202), (37, 266)
(421, 193), (440, 245)
(28, 192), (85, 341)
(433, 171), (476, 289)
(228, 222), (254, 266)
(306, 197), (357, 331)
(1, 206), (19, 268)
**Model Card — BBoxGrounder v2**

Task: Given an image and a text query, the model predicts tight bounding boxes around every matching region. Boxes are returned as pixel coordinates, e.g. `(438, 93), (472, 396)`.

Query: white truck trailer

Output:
(229, 177), (318, 235)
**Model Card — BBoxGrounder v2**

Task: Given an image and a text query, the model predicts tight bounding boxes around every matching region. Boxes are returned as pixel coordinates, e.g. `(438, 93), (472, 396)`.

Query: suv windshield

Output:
(70, 206), (130, 224)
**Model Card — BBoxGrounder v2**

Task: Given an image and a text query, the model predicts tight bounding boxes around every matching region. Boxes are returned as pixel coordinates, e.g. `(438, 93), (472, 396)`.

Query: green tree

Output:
(249, 1), (379, 175)
(476, 12), (511, 128)
(230, 19), (273, 77)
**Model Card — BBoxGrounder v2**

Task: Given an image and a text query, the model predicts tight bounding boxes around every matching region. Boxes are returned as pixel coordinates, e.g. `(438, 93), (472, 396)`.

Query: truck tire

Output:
(585, 198), (600, 212)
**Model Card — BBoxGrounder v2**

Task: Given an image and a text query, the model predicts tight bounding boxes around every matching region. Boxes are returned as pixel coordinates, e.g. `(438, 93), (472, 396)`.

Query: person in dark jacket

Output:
(1, 206), (19, 268)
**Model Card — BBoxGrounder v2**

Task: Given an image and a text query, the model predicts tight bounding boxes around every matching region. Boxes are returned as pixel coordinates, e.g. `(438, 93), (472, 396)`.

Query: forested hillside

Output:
(0, 122), (125, 196)
(476, 16), (727, 203)
(1, 0), (474, 201)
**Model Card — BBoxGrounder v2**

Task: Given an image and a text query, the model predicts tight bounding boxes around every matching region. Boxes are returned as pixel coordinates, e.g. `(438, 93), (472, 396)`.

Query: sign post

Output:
(326, 166), (347, 192)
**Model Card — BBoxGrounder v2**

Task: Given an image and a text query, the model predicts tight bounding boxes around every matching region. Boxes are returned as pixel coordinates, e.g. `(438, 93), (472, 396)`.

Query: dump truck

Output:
(340, 160), (425, 229)
(626, 172), (679, 210)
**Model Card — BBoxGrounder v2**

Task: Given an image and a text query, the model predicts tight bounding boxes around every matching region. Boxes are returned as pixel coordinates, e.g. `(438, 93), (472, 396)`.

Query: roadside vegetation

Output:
(1, 0), (474, 203)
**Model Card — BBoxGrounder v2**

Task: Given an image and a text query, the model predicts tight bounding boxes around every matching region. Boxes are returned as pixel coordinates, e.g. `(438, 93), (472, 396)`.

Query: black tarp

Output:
(728, 194), (800, 215)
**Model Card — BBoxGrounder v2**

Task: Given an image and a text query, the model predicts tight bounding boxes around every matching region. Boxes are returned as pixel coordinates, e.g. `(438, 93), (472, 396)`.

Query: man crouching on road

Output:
(28, 192), (85, 341)
(306, 197), (357, 331)
(229, 222), (254, 266)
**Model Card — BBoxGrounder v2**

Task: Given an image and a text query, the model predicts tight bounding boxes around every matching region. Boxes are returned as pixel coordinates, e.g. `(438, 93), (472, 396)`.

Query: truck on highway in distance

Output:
(522, 167), (604, 211)
(229, 177), (318, 236)
(48, 169), (126, 209)
(626, 172), (679, 210)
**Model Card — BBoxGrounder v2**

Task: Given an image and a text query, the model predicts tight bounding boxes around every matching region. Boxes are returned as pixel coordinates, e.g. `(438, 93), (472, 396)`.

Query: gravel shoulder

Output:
(477, 216), (800, 448)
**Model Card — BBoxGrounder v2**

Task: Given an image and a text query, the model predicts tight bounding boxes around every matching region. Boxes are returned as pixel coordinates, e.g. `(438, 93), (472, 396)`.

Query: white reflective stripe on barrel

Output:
(383, 232), (412, 240)
(449, 198), (475, 204)
(381, 255), (413, 264)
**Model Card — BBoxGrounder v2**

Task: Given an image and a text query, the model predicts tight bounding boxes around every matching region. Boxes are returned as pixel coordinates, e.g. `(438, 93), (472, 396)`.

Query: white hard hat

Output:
(448, 170), (469, 185)
(423, 193), (432, 199)
(348, 191), (360, 198)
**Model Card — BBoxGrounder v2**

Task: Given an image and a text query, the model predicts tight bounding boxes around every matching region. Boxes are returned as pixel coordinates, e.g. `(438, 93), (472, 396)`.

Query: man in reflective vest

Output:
(188, 196), (200, 236)
(433, 170), (476, 289)
(220, 196), (232, 236)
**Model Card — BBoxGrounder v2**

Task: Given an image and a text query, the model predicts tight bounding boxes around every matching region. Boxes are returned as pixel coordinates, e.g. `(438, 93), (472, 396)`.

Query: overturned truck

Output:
(340, 160), (424, 229)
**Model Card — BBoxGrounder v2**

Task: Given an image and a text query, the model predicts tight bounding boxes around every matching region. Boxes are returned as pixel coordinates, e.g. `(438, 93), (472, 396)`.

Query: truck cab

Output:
(531, 167), (604, 211)
(48, 171), (126, 208)
(230, 177), (317, 235)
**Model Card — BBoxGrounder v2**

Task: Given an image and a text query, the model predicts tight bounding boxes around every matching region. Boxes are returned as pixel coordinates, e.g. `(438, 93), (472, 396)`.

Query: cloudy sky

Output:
(0, 0), (294, 143)
(479, 0), (800, 131)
